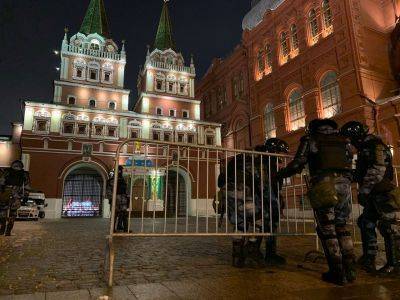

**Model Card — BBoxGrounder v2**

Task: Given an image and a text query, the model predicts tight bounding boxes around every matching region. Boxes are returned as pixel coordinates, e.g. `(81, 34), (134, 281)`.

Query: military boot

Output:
(232, 240), (246, 268)
(321, 269), (347, 286)
(377, 235), (400, 276)
(246, 239), (265, 267)
(358, 255), (377, 273)
(265, 236), (286, 266)
(321, 256), (347, 286)
(343, 256), (357, 283)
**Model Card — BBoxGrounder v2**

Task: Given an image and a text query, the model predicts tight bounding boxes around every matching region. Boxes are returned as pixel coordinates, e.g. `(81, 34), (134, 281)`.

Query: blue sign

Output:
(125, 158), (153, 168)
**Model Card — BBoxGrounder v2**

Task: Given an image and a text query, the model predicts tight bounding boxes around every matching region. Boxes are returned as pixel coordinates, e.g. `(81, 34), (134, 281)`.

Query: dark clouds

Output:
(0, 0), (250, 134)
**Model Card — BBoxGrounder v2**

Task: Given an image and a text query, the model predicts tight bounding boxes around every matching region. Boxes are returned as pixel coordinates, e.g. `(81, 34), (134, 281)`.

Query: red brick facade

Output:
(198, 0), (400, 163)
(197, 45), (251, 149)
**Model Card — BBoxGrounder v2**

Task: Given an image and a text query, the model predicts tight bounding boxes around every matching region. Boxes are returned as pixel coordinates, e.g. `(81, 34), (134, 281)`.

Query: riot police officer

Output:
(261, 138), (289, 266)
(277, 119), (356, 285)
(341, 121), (400, 276)
(218, 139), (289, 267)
(0, 160), (31, 236)
(107, 166), (129, 232)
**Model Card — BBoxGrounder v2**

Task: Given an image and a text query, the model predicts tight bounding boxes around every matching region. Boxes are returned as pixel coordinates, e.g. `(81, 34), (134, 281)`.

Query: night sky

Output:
(0, 0), (250, 135)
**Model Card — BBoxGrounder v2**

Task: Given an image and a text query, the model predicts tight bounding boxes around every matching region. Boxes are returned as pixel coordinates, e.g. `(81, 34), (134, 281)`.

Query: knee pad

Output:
(336, 225), (352, 238)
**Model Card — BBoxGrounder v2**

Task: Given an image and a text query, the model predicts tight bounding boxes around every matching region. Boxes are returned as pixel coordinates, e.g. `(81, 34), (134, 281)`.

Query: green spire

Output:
(154, 0), (176, 51)
(80, 0), (110, 38)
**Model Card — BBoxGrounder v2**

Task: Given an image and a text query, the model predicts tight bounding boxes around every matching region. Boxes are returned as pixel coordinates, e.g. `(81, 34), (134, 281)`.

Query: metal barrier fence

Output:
(106, 139), (316, 286)
(105, 139), (399, 287)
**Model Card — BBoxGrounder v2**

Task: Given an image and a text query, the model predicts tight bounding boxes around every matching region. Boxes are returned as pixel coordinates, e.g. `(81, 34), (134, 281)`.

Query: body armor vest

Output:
(4, 169), (25, 187)
(308, 133), (352, 176)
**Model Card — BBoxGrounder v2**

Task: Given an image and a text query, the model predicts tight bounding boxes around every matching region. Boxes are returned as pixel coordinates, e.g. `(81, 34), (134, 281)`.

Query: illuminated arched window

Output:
(89, 99), (96, 108)
(288, 89), (305, 131)
(309, 9), (319, 39)
(280, 32), (289, 58)
(322, 0), (333, 28)
(108, 101), (116, 110)
(290, 24), (299, 51)
(264, 103), (276, 138)
(265, 44), (273, 69)
(257, 49), (265, 73)
(320, 71), (341, 118)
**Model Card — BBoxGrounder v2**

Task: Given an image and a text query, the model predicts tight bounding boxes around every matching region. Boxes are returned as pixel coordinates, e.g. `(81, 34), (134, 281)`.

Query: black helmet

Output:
(11, 160), (24, 171)
(340, 121), (369, 144)
(264, 138), (289, 154)
(306, 119), (338, 135)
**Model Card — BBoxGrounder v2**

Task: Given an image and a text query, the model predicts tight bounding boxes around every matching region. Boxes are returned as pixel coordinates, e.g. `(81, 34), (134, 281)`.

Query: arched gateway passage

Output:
(166, 171), (187, 217)
(165, 168), (192, 217)
(62, 164), (106, 217)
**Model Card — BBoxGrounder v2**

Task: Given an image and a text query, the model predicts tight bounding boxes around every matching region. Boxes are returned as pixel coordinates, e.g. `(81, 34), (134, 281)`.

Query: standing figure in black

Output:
(0, 160), (31, 236)
(259, 138), (289, 266)
(341, 121), (400, 276)
(277, 119), (356, 285)
(107, 166), (129, 232)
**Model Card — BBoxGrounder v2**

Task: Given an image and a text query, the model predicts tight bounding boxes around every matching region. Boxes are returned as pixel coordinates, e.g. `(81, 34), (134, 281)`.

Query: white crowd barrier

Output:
(105, 138), (400, 286)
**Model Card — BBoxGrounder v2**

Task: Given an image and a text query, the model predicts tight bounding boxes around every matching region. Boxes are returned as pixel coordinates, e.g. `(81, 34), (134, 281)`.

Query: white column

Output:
(122, 94), (129, 111)
(189, 79), (195, 98)
(194, 104), (201, 120)
(118, 64), (126, 87)
(215, 127), (222, 146)
(54, 85), (62, 103)
(21, 153), (30, 171)
(142, 119), (150, 139)
(23, 107), (34, 131)
(198, 126), (204, 144)
(50, 110), (61, 133)
(60, 56), (69, 80)
(119, 118), (128, 138)
(146, 71), (154, 92)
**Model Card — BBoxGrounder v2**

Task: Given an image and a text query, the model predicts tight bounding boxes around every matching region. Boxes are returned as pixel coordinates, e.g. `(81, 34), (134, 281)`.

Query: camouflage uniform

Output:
(0, 163), (31, 236)
(355, 134), (400, 274)
(278, 119), (355, 285)
(106, 167), (129, 232)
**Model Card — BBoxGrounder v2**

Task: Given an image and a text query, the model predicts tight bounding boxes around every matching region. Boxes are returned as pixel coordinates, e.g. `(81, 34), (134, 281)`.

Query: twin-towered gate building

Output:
(18, 0), (222, 219)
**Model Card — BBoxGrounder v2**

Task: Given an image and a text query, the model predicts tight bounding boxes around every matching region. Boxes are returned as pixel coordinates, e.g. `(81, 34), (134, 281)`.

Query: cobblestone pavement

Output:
(0, 219), (399, 299)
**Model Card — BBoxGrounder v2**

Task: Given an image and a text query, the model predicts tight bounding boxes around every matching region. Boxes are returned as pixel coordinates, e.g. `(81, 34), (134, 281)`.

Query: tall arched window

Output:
(87, 61), (100, 81)
(309, 9), (319, 40)
(89, 99), (96, 108)
(264, 103), (276, 138)
(280, 32), (289, 58)
(257, 49), (265, 73)
(73, 59), (86, 79)
(68, 96), (76, 105)
(265, 44), (273, 69)
(289, 89), (305, 131)
(322, 0), (333, 28)
(108, 101), (116, 110)
(320, 71), (341, 118)
(290, 24), (299, 51)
